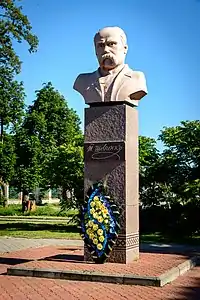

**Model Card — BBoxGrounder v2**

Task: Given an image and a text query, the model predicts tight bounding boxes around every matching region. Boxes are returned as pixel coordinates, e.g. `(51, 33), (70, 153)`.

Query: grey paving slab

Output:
(0, 237), (199, 255)
(0, 237), (83, 254)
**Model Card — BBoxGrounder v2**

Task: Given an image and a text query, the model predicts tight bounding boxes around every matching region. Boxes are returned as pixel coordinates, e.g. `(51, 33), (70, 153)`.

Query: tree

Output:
(139, 121), (200, 237)
(0, 133), (16, 205)
(15, 83), (84, 205)
(15, 128), (43, 193)
(47, 137), (84, 210)
(0, 0), (38, 202)
(139, 136), (161, 207)
(0, 133), (16, 183)
(0, 0), (38, 74)
(0, 69), (25, 204)
(159, 120), (200, 204)
(0, 69), (25, 140)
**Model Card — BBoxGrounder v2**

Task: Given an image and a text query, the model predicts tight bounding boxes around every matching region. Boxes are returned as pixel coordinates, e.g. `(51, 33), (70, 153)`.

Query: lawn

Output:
(0, 220), (199, 245)
(0, 203), (78, 217)
(0, 221), (81, 239)
(0, 203), (79, 238)
(140, 233), (200, 246)
(0, 204), (199, 244)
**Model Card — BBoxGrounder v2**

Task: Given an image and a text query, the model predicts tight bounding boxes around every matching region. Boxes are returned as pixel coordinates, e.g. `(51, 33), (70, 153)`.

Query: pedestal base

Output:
(84, 233), (139, 263)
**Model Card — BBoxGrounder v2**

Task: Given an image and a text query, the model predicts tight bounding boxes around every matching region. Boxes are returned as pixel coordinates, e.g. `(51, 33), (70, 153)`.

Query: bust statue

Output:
(73, 26), (147, 106)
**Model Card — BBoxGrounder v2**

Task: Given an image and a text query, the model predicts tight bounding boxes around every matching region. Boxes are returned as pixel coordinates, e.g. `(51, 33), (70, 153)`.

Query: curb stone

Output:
(7, 255), (200, 287)
(158, 255), (200, 286)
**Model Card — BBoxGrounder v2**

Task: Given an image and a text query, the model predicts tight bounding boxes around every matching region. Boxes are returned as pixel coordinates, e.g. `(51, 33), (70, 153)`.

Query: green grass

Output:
(0, 221), (81, 239)
(0, 220), (199, 244)
(0, 229), (80, 239)
(0, 207), (199, 245)
(0, 204), (78, 217)
(0, 203), (79, 239)
(140, 232), (200, 246)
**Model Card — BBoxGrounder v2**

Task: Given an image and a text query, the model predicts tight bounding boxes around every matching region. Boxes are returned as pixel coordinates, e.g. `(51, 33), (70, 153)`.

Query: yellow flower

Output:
(97, 243), (103, 250)
(104, 219), (109, 224)
(90, 201), (95, 208)
(99, 236), (104, 243)
(97, 229), (103, 236)
(89, 233), (94, 240)
(90, 208), (95, 214)
(88, 220), (93, 227)
(103, 208), (108, 214)
(98, 216), (103, 223)
(93, 224), (98, 231)
(93, 213), (98, 219)
(93, 238), (98, 245)
(95, 202), (101, 208)
(103, 213), (107, 219)
(86, 229), (91, 235)
(94, 196), (99, 201)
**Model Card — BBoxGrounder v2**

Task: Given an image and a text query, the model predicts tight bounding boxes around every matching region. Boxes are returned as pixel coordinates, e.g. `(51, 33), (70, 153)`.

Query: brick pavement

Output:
(2, 246), (194, 277)
(0, 240), (199, 299)
(0, 267), (199, 300)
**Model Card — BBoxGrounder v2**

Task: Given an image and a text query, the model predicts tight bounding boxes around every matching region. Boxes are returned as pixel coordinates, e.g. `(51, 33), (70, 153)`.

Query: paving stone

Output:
(0, 238), (200, 299)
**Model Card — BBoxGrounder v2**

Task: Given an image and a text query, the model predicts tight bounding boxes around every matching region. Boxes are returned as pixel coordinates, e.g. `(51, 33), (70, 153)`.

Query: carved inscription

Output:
(84, 142), (125, 161)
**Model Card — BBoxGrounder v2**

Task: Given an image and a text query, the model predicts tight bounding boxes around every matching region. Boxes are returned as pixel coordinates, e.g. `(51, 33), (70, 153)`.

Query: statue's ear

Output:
(124, 44), (128, 54)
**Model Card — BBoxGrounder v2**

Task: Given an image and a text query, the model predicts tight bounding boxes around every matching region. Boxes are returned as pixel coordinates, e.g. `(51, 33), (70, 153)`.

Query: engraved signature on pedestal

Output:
(86, 143), (123, 160)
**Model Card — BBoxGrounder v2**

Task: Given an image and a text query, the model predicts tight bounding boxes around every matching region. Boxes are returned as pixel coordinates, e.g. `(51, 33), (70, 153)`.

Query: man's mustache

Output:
(101, 53), (114, 60)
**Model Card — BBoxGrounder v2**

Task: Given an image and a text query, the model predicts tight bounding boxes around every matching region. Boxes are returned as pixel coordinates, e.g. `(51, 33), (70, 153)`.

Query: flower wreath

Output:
(79, 182), (120, 263)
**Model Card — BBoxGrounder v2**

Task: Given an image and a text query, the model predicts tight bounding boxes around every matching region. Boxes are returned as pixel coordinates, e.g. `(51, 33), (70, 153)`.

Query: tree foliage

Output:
(0, 133), (16, 183)
(15, 83), (84, 200)
(0, 69), (25, 140)
(0, 0), (38, 200)
(139, 120), (200, 237)
(0, 0), (38, 74)
(159, 120), (200, 204)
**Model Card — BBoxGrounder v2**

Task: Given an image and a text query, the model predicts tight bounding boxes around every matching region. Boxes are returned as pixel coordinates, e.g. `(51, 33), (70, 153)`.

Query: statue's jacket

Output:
(73, 64), (148, 105)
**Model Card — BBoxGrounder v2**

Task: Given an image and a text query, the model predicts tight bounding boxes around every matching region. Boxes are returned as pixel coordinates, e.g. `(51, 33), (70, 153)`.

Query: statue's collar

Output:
(97, 64), (126, 77)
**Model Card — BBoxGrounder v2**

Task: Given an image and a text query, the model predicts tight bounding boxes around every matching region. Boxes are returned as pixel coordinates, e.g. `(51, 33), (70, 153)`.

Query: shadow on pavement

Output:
(0, 257), (31, 265)
(42, 253), (84, 263)
(140, 243), (200, 256)
(168, 270), (200, 300)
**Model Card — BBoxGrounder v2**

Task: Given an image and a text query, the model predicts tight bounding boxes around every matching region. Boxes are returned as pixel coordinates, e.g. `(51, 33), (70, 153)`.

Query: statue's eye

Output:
(108, 42), (116, 47)
(98, 43), (104, 48)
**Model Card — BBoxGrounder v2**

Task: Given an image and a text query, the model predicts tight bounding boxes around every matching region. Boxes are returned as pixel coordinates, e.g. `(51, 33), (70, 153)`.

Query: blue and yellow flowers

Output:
(79, 182), (120, 263)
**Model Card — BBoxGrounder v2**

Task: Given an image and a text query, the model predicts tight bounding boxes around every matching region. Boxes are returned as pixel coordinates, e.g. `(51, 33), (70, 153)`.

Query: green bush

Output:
(0, 204), (22, 215)
(0, 203), (78, 217)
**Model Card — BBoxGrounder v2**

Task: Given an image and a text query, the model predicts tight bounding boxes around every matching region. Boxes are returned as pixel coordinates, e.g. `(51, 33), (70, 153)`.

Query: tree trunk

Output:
(0, 117), (7, 206)
(62, 188), (68, 201)
(61, 187), (72, 209)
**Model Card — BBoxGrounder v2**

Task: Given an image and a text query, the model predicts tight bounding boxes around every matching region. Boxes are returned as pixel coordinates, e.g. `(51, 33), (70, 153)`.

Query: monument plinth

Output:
(84, 103), (139, 263)
(73, 26), (147, 264)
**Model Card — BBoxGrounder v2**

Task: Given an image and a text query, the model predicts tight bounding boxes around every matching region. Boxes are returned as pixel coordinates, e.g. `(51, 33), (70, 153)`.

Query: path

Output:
(1, 267), (200, 300)
(0, 237), (82, 254)
(0, 237), (199, 255)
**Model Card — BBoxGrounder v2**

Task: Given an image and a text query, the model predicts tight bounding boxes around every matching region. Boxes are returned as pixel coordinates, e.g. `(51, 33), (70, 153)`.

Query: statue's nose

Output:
(104, 45), (110, 53)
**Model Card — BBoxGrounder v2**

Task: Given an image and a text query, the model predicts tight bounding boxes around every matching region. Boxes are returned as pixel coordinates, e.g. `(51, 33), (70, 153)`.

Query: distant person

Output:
(22, 190), (30, 213)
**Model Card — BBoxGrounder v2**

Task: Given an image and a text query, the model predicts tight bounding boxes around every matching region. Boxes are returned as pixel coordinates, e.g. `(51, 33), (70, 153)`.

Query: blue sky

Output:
(15, 0), (200, 145)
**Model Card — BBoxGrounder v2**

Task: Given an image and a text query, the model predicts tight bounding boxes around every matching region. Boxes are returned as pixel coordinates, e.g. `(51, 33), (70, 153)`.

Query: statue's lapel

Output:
(111, 64), (131, 101)
(85, 70), (103, 102)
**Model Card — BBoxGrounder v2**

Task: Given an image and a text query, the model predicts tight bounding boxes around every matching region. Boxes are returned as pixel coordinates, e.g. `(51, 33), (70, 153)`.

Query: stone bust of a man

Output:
(73, 26), (147, 106)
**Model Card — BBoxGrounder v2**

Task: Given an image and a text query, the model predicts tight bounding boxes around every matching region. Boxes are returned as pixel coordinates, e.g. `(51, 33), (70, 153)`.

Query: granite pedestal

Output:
(84, 103), (139, 264)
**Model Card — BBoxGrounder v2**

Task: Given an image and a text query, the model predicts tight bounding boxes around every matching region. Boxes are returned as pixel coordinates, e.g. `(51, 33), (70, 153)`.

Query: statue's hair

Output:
(94, 26), (127, 45)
